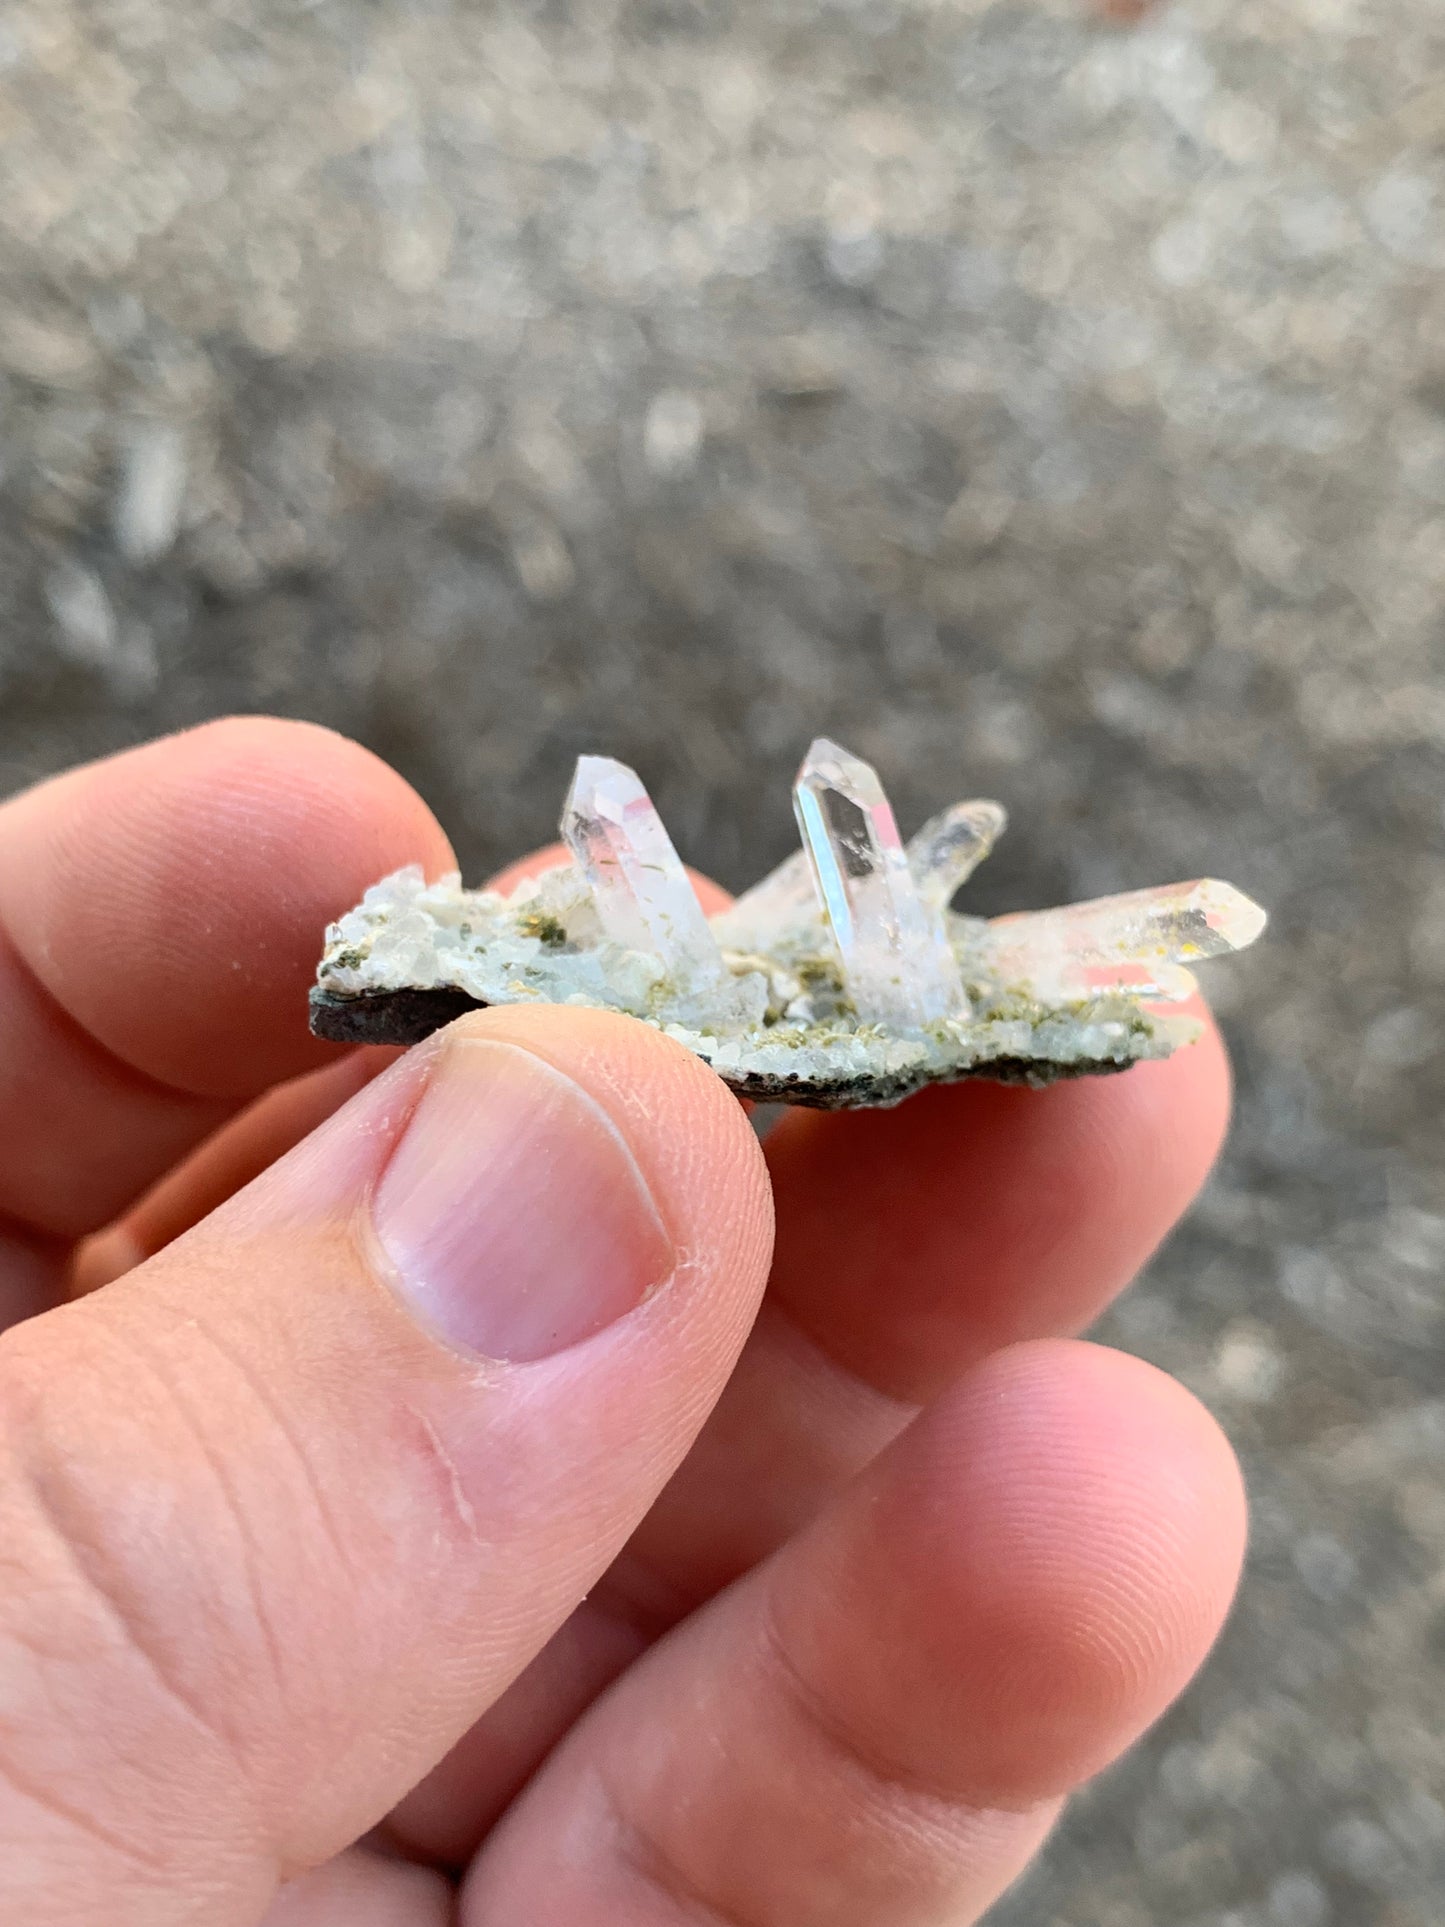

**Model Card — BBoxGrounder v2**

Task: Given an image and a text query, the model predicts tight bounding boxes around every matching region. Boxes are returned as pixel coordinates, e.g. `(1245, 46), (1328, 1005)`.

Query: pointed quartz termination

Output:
(908, 799), (1008, 911)
(792, 738), (968, 1026)
(982, 879), (1267, 1003)
(561, 755), (725, 986)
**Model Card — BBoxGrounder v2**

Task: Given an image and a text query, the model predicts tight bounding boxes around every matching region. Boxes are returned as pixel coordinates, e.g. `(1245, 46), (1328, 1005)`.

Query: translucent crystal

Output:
(908, 799), (1008, 910)
(710, 849), (817, 950)
(792, 737), (968, 1025)
(561, 755), (724, 985)
(982, 879), (1267, 1002)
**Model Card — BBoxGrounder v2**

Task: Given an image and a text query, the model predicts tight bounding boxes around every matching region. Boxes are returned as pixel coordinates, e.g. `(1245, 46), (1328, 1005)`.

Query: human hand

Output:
(0, 719), (1246, 1925)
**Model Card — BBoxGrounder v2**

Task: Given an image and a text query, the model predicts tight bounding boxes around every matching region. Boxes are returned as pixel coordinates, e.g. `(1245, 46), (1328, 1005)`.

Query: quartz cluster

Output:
(310, 740), (1266, 1107)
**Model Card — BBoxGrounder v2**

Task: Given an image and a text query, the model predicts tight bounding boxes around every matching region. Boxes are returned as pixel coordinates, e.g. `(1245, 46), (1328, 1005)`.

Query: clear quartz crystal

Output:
(792, 737), (968, 1026)
(561, 755), (724, 985)
(710, 849), (817, 950)
(908, 800), (1008, 911)
(982, 878), (1267, 1002)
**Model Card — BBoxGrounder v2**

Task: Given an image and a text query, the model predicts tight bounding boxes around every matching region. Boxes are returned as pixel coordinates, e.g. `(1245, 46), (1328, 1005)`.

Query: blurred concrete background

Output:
(1, 0), (1442, 1918)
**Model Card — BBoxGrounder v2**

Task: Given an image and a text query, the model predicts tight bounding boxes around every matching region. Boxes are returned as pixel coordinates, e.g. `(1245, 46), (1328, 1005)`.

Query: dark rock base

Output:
(309, 986), (1135, 1108)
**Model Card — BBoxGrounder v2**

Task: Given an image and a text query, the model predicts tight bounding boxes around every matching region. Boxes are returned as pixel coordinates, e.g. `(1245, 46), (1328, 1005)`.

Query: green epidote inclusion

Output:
(310, 741), (1266, 1109)
(515, 909), (568, 947)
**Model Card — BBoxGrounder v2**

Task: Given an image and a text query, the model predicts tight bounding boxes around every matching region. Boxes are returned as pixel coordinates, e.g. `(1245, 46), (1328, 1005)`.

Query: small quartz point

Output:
(908, 799), (1008, 911)
(793, 737), (968, 1026)
(711, 849), (816, 950)
(561, 755), (724, 984)
(983, 878), (1267, 1002)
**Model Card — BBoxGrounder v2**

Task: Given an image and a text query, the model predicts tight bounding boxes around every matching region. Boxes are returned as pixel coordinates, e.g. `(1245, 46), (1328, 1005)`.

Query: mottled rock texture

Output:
(1, 0), (1442, 1919)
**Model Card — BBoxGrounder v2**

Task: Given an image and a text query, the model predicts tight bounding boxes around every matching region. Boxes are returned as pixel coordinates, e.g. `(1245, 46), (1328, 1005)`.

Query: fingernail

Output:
(372, 1038), (675, 1361)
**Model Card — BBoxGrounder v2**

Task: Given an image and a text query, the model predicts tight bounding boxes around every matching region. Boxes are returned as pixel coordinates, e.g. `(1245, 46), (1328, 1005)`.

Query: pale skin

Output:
(0, 718), (1246, 1925)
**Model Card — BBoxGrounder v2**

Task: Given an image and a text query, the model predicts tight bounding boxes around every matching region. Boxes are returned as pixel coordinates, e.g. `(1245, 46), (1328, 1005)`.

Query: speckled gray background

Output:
(1, 0), (1442, 1919)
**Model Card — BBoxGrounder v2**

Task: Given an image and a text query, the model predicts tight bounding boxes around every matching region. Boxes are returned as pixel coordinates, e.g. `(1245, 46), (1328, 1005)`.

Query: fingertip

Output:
(0, 717), (455, 1095)
(777, 1337), (1246, 1809)
(68, 1224), (146, 1295)
(120, 716), (459, 928)
(921, 1338), (1247, 1795)
(264, 1851), (452, 1926)
(931, 1338), (1250, 1638)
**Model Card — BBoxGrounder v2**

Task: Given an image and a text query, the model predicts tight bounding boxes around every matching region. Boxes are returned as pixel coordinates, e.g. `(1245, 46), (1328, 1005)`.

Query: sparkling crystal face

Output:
(561, 755), (724, 985)
(792, 737), (968, 1026)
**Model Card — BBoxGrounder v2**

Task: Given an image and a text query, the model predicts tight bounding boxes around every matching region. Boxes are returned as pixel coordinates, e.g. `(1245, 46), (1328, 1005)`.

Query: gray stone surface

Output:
(0, 0), (1441, 1918)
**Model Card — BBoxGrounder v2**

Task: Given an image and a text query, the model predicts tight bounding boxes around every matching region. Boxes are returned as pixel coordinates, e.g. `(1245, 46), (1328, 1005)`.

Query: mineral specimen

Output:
(310, 740), (1266, 1108)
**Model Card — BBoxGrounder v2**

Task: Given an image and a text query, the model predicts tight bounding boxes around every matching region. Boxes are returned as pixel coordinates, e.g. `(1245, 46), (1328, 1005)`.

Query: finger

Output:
(388, 1007), (1230, 1863)
(0, 1006), (772, 1925)
(460, 1341), (1247, 1926)
(0, 1220), (65, 1334)
(70, 1050), (399, 1294)
(263, 1850), (451, 1927)
(762, 1003), (1231, 1397)
(0, 716), (452, 1241)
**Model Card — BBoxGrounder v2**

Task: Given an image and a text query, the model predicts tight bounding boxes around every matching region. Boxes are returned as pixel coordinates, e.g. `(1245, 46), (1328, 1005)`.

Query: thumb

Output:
(0, 1007), (772, 1926)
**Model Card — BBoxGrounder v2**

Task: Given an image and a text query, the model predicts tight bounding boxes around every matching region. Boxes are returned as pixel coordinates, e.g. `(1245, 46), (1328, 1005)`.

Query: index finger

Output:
(0, 717), (452, 1242)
